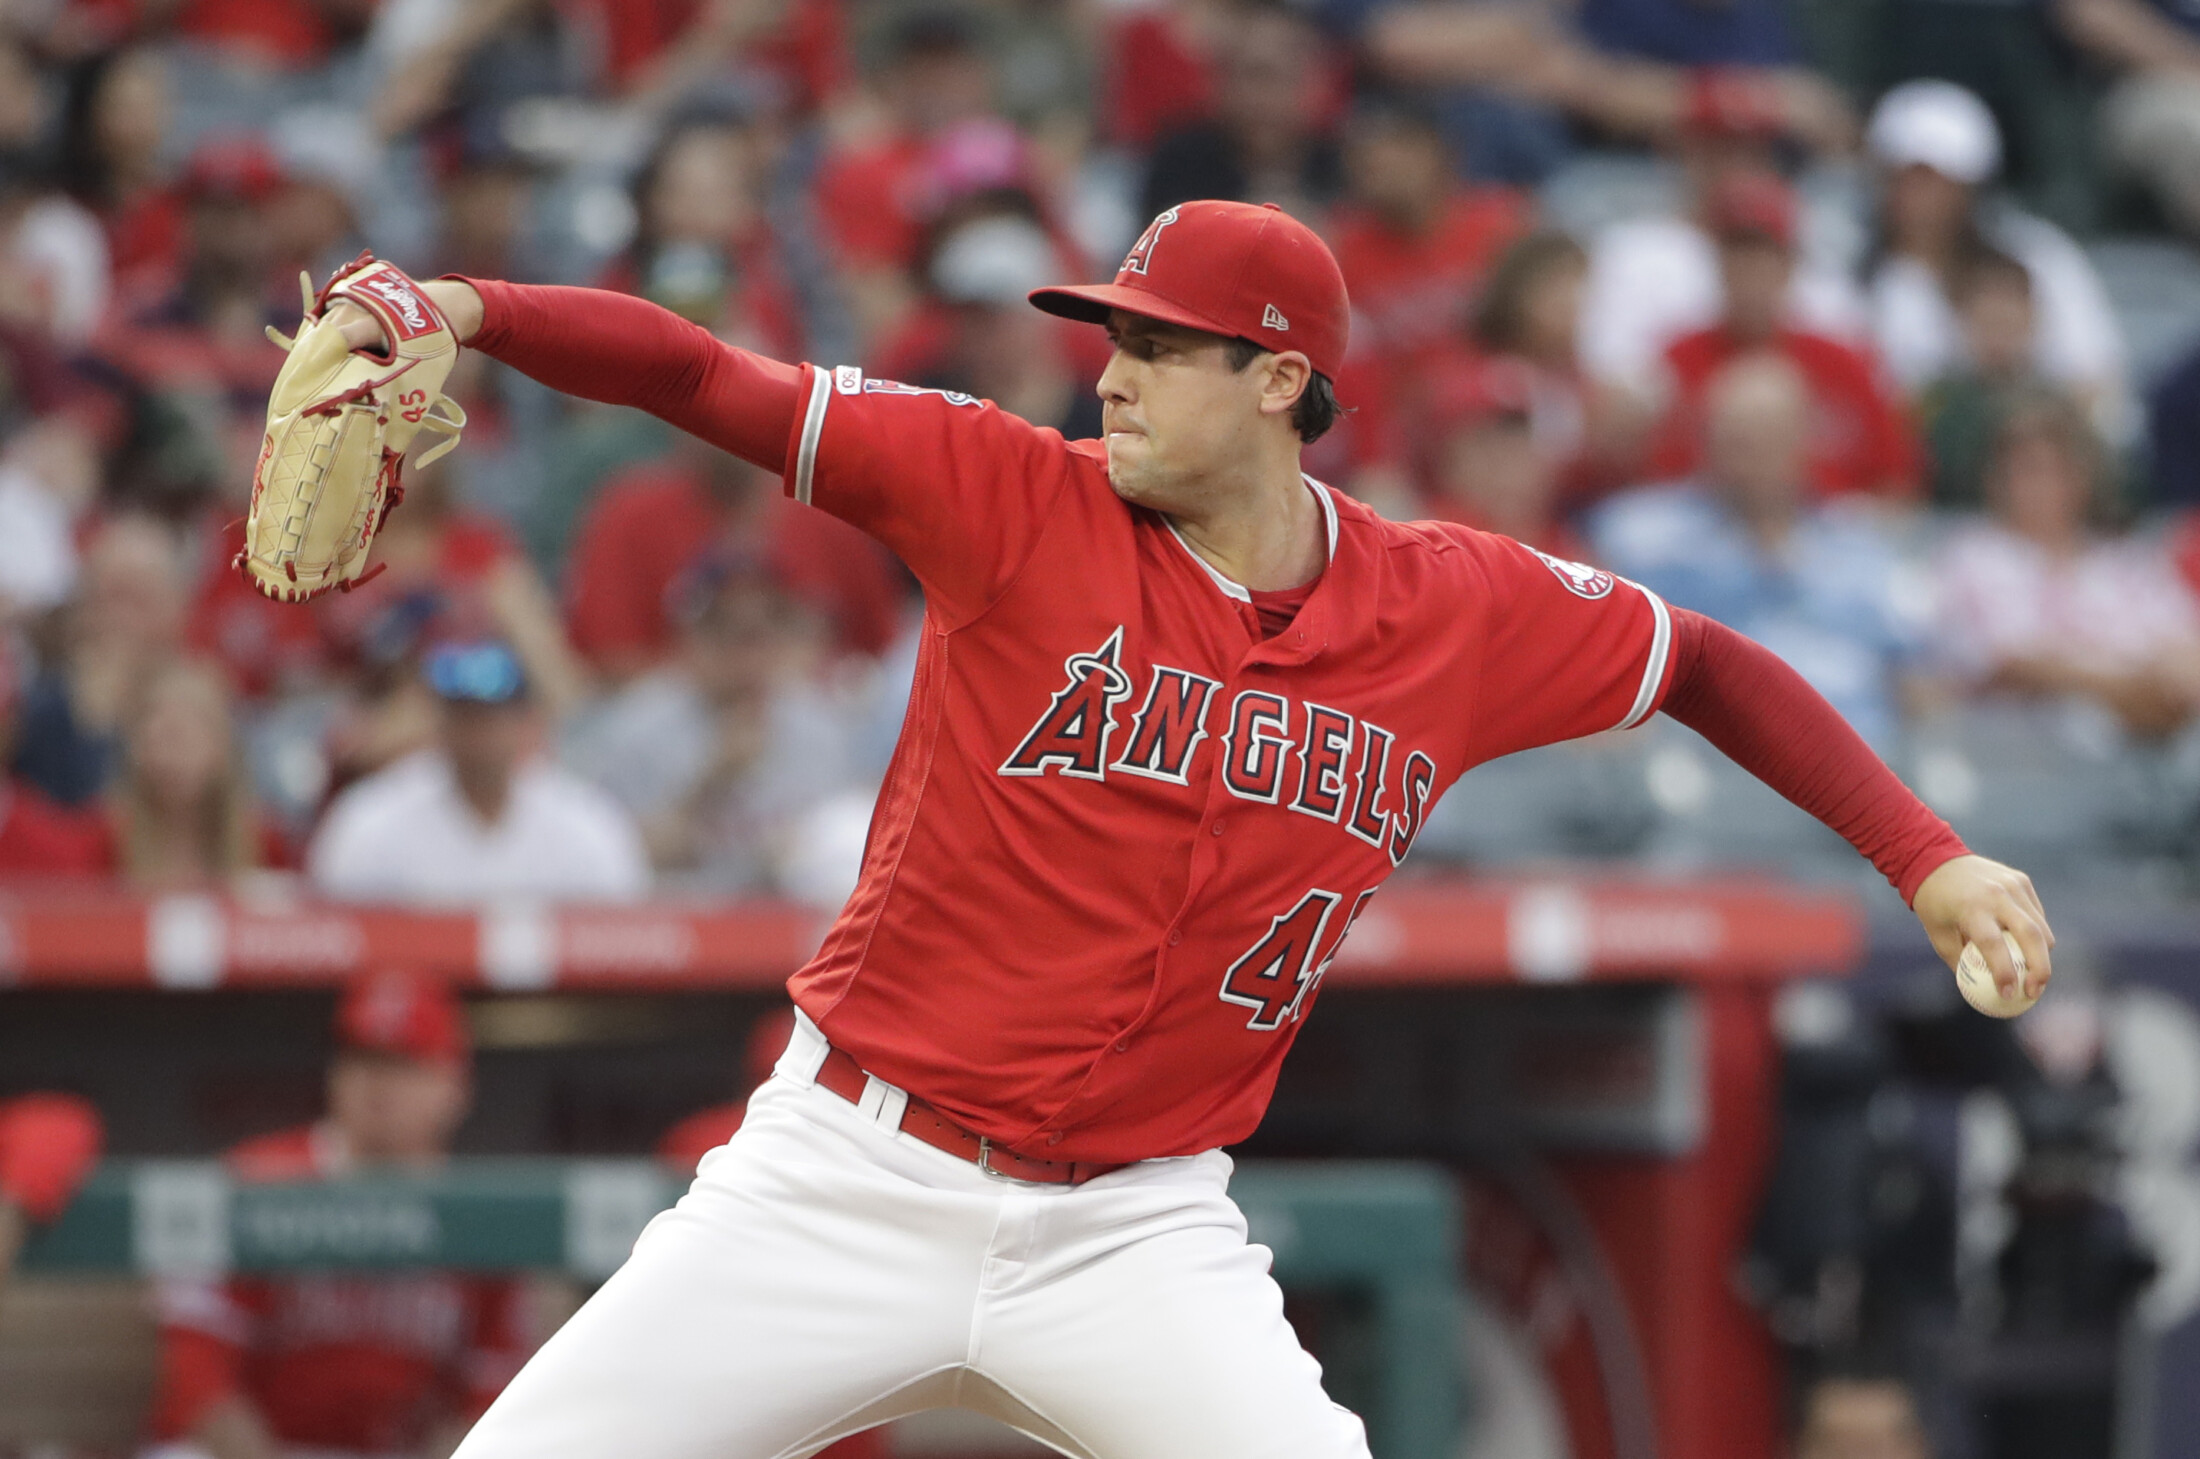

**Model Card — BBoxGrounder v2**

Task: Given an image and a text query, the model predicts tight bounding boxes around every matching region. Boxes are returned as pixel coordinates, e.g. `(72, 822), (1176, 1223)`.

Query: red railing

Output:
(0, 876), (1864, 990)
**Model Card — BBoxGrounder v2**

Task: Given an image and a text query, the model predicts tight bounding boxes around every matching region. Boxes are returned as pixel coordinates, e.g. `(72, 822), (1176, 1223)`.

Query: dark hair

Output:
(1347, 87), (1448, 143)
(55, 49), (129, 206)
(886, 5), (979, 62)
(1473, 231), (1588, 353)
(1222, 336), (1344, 442)
(630, 111), (750, 259)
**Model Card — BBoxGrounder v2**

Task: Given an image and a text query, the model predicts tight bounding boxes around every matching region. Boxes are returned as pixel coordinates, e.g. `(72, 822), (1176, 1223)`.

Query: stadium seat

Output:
(1421, 733), (1660, 867)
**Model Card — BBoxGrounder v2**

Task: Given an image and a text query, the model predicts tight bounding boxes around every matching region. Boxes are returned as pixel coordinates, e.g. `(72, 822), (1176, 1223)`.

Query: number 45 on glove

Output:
(236, 253), (466, 602)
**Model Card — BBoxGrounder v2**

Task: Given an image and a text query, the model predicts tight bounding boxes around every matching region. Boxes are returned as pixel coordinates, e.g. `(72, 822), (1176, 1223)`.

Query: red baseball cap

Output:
(336, 968), (470, 1064)
(1705, 172), (1797, 248)
(1681, 68), (1789, 143)
(1029, 200), (1350, 379)
(1429, 355), (1537, 432)
(182, 134), (286, 204)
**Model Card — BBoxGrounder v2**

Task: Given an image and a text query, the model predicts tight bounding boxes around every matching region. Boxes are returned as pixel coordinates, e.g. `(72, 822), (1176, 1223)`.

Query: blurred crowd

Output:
(7, 0), (2200, 909)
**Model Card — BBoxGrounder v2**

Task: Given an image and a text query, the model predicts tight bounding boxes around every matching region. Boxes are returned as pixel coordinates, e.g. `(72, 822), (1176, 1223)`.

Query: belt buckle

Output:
(975, 1136), (1017, 1182)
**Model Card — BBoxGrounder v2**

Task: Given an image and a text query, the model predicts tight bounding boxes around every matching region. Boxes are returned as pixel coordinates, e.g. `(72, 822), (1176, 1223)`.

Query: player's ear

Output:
(1259, 351), (1312, 421)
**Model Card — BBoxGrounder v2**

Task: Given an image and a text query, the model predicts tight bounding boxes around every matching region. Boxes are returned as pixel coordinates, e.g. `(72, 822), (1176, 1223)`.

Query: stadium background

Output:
(4, 0), (2200, 1455)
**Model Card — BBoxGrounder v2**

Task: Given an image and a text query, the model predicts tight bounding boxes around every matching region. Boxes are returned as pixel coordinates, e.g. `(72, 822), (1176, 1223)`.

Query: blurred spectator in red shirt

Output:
(1418, 355), (1587, 561)
(565, 442), (902, 683)
(55, 44), (179, 301)
(0, 1093), (104, 1289)
(187, 517), (337, 702)
(106, 657), (280, 885)
(1344, 228), (1605, 515)
(94, 137), (296, 509)
(149, 969), (538, 1457)
(1331, 93), (1531, 387)
(1575, 73), (1867, 401)
(1099, 0), (1223, 150)
(605, 0), (849, 119)
(15, 513), (189, 808)
(813, 6), (1023, 343)
(1140, 0), (1343, 225)
(1647, 174), (1918, 501)
(1327, 93), (1531, 503)
(599, 111), (805, 359)
(657, 1006), (797, 1171)
(870, 206), (1109, 439)
(0, 637), (110, 875)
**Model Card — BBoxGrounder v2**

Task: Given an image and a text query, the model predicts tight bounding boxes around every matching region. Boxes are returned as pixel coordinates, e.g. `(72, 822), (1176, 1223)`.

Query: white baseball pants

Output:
(451, 1013), (1371, 1459)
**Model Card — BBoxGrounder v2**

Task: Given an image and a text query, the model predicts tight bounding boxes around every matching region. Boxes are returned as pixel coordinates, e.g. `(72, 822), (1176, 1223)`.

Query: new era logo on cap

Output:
(1027, 200), (1350, 380)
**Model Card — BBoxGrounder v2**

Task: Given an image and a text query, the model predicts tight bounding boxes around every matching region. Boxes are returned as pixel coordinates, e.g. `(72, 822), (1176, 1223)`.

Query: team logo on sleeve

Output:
(1532, 549), (1615, 599)
(860, 378), (978, 407)
(1000, 628), (1135, 781)
(1121, 208), (1180, 276)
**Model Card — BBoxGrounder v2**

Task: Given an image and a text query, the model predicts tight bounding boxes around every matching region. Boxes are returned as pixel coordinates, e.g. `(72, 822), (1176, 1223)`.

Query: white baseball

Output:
(1955, 929), (2039, 1018)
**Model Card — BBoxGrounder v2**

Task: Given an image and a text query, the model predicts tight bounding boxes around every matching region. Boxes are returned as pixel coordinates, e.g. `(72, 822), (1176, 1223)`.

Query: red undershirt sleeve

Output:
(1659, 607), (1969, 906)
(457, 278), (804, 472)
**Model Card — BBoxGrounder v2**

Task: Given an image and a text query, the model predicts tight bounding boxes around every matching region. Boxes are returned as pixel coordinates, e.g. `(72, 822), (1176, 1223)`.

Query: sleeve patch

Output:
(1533, 548), (1616, 600)
(833, 365), (863, 396)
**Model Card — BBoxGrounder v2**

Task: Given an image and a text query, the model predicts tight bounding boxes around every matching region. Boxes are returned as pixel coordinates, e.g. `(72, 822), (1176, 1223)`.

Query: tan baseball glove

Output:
(236, 252), (467, 602)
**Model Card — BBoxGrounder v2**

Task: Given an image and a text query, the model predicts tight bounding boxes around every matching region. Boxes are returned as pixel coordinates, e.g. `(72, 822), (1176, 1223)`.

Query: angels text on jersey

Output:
(998, 626), (1437, 869)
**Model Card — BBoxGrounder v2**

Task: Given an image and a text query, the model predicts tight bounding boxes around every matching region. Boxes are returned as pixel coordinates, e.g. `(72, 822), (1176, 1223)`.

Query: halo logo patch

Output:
(1533, 549), (1615, 599)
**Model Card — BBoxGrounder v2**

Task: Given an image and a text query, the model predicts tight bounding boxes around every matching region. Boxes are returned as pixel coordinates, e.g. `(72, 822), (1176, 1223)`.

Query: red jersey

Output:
(188, 517), (335, 697)
(1331, 191), (1531, 366)
(779, 369), (1676, 1164)
(149, 1126), (533, 1452)
(564, 459), (905, 669)
(0, 777), (112, 876)
(569, 0), (846, 107)
(1650, 327), (1919, 499)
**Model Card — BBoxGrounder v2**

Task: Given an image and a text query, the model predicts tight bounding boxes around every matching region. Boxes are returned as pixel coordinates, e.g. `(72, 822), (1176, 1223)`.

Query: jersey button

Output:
(1168, 930), (1183, 946)
(1115, 1038), (1132, 1053)
(1211, 819), (1226, 836)
(1046, 1132), (1064, 1146)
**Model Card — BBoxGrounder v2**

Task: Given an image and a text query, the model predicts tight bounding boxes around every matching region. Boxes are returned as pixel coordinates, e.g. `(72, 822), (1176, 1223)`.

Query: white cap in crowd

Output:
(931, 216), (1058, 307)
(1867, 79), (2002, 186)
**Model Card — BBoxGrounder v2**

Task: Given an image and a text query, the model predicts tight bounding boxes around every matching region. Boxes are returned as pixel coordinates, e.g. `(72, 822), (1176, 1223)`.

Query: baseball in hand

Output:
(1955, 930), (2038, 1018)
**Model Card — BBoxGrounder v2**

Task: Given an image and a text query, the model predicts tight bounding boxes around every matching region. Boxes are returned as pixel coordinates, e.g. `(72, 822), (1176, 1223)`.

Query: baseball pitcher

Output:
(283, 200), (2052, 1458)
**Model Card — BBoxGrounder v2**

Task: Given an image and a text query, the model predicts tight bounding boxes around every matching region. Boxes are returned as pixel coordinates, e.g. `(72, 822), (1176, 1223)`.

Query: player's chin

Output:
(1104, 450), (1162, 506)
